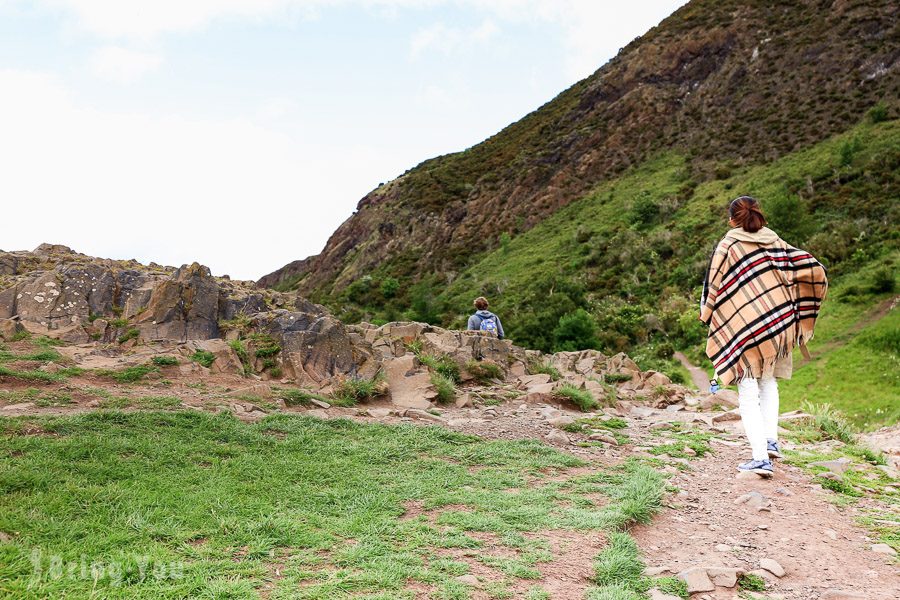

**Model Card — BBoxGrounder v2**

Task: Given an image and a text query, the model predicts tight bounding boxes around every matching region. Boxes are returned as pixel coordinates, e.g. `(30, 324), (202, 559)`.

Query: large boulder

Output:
(254, 310), (379, 386)
(7, 263), (115, 330)
(384, 354), (435, 409)
(136, 263), (220, 341)
(219, 293), (267, 322)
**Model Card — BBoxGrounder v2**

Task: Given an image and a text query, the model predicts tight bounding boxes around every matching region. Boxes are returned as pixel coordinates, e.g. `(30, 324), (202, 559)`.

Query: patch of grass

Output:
(816, 476), (863, 497)
(98, 364), (160, 384)
(0, 411), (625, 597)
(228, 339), (252, 376)
(253, 337), (281, 359)
(190, 350), (216, 369)
(417, 352), (462, 383)
(56, 367), (84, 378)
(274, 388), (329, 407)
(34, 336), (65, 347)
(20, 349), (62, 362)
(654, 576), (688, 598)
(117, 328), (140, 344)
(779, 260), (900, 428)
(566, 416), (630, 443)
(329, 373), (386, 407)
(431, 373), (457, 404)
(649, 430), (714, 459)
(527, 360), (561, 381)
(554, 384), (599, 412)
(465, 360), (505, 382)
(738, 573), (767, 591)
(592, 532), (643, 587)
(151, 355), (179, 367)
(33, 392), (73, 407)
(603, 373), (633, 384)
(0, 365), (63, 383)
(109, 318), (129, 328)
(10, 330), (32, 342)
(803, 402), (856, 445)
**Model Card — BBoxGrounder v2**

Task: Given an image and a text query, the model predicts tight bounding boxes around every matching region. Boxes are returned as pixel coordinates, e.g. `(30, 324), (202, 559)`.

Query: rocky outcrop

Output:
(135, 263), (220, 341)
(253, 310), (380, 387)
(0, 245), (296, 344)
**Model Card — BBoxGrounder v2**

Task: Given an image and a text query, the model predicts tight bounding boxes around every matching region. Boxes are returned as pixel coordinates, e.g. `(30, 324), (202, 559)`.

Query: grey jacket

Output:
(467, 310), (505, 339)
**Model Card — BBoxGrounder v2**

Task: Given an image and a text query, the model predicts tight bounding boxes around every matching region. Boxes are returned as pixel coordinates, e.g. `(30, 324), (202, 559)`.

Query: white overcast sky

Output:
(0, 0), (687, 280)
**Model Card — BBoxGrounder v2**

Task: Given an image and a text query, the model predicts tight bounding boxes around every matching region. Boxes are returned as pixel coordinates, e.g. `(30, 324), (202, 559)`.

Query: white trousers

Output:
(738, 377), (780, 461)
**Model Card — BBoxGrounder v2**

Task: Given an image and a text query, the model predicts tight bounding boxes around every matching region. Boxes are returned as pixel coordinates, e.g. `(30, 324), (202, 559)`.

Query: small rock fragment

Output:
(871, 543), (897, 556)
(677, 567), (715, 593)
(759, 558), (785, 577)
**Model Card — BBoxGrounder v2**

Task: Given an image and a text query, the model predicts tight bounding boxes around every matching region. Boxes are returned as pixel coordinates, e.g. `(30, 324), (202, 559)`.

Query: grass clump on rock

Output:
(555, 384), (599, 412)
(431, 373), (457, 403)
(329, 373), (386, 407)
(151, 355), (179, 367)
(465, 359), (505, 382)
(190, 350), (216, 369)
(274, 388), (330, 407)
(98, 364), (160, 384)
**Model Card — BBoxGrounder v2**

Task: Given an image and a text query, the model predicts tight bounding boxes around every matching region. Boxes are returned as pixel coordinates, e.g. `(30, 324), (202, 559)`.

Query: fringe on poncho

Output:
(699, 227), (828, 385)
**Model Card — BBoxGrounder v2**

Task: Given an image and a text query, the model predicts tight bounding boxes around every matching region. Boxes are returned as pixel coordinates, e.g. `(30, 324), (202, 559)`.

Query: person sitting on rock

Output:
(467, 297), (505, 340)
(700, 196), (827, 478)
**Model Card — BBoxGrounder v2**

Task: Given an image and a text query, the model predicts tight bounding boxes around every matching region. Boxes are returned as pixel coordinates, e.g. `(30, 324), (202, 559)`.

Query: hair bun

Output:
(729, 196), (767, 233)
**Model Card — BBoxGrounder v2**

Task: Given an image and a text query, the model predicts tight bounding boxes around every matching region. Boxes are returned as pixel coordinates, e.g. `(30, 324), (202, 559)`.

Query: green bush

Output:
(431, 373), (457, 403)
(555, 384), (599, 412)
(870, 266), (896, 293)
(190, 350), (216, 368)
(868, 102), (889, 124)
(109, 318), (129, 328)
(151, 356), (179, 366)
(554, 308), (600, 351)
(380, 277), (400, 299)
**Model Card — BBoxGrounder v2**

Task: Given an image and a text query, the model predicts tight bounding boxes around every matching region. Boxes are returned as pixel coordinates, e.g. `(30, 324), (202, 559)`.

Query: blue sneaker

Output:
(738, 459), (774, 477)
(767, 439), (782, 459)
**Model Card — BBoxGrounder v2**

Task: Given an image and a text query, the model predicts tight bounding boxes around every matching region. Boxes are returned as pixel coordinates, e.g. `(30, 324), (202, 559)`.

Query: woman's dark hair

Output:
(729, 196), (767, 233)
(474, 297), (489, 310)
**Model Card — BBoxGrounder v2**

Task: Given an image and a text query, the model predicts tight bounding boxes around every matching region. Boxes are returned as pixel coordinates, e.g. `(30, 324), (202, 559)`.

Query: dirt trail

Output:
(675, 350), (710, 392)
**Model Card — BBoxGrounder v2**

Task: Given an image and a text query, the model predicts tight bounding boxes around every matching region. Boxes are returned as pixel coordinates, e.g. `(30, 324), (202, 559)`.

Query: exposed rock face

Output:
(254, 310), (379, 386)
(0, 245), (299, 344)
(136, 263), (220, 341)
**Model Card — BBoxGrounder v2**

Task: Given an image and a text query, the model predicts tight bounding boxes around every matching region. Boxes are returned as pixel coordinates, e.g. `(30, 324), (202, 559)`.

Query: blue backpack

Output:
(479, 315), (498, 335)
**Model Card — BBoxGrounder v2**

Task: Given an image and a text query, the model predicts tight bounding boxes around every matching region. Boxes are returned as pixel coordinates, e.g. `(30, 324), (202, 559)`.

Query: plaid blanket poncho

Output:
(700, 227), (828, 385)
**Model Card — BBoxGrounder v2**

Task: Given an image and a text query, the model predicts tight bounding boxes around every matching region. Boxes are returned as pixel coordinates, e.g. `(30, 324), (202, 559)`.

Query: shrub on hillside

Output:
(868, 102), (889, 124)
(870, 266), (895, 293)
(380, 277), (400, 299)
(553, 308), (600, 352)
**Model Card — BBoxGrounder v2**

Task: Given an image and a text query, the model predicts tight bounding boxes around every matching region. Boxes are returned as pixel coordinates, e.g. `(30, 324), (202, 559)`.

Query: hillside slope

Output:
(260, 0), (898, 303)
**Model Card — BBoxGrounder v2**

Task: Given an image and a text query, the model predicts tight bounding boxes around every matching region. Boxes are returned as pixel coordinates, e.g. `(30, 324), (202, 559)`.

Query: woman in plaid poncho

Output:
(700, 197), (828, 477)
